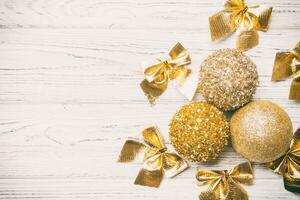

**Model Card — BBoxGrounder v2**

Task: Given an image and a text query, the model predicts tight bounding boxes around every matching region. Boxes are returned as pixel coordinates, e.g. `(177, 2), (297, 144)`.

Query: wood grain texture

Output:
(0, 0), (299, 199)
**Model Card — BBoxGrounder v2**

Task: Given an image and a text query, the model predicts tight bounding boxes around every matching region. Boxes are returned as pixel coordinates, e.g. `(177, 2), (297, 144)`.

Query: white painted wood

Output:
(0, 0), (299, 199)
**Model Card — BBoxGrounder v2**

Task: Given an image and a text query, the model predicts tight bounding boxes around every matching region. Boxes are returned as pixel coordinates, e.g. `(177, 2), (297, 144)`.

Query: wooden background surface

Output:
(0, 0), (299, 199)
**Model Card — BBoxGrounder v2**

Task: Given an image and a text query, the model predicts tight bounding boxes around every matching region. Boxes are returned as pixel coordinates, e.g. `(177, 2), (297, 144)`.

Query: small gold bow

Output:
(209, 0), (272, 51)
(271, 41), (300, 100)
(118, 126), (189, 187)
(196, 162), (253, 200)
(267, 128), (300, 193)
(140, 42), (192, 105)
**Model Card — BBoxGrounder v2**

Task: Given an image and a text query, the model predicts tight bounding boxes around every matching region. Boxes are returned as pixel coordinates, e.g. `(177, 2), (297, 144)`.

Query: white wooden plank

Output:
(0, 0), (299, 29)
(0, 29), (299, 104)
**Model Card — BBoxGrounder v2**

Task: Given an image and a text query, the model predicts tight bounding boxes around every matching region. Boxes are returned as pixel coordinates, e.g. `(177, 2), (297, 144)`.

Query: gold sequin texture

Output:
(231, 100), (293, 163)
(198, 49), (258, 111)
(169, 102), (229, 162)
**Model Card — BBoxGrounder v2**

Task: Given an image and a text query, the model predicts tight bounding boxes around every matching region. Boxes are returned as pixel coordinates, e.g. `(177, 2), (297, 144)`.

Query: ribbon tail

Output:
(283, 160), (300, 193)
(140, 78), (168, 105)
(230, 162), (254, 185)
(209, 10), (236, 41)
(272, 52), (295, 81)
(284, 176), (300, 193)
(199, 189), (217, 200)
(289, 78), (300, 100)
(173, 65), (197, 101)
(168, 43), (194, 100)
(171, 65), (191, 86)
(163, 152), (189, 178)
(134, 168), (164, 188)
(198, 180), (229, 200)
(118, 139), (147, 163)
(285, 158), (300, 185)
(267, 155), (287, 175)
(228, 178), (249, 200)
(249, 6), (273, 31)
(236, 29), (259, 51)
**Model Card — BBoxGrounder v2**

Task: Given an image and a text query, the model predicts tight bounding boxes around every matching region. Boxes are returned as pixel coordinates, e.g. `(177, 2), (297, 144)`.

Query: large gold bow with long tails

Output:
(267, 128), (300, 193)
(196, 162), (253, 200)
(118, 126), (189, 187)
(271, 41), (300, 100)
(140, 42), (192, 105)
(209, 0), (272, 51)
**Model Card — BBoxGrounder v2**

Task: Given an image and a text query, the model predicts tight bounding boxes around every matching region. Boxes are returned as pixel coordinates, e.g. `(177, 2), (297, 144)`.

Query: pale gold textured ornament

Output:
(198, 49), (258, 111)
(169, 102), (229, 162)
(231, 100), (294, 163)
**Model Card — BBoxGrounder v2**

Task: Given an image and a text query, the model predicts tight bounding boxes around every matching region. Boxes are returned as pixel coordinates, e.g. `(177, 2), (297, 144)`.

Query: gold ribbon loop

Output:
(271, 41), (300, 100)
(118, 126), (189, 187)
(267, 128), (300, 193)
(140, 43), (192, 105)
(196, 162), (253, 200)
(209, 0), (272, 51)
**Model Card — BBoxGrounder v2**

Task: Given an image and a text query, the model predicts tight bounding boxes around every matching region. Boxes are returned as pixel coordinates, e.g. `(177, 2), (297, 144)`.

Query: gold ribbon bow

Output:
(196, 162), (253, 200)
(118, 126), (189, 187)
(267, 128), (300, 193)
(209, 0), (272, 51)
(140, 42), (192, 105)
(271, 41), (300, 100)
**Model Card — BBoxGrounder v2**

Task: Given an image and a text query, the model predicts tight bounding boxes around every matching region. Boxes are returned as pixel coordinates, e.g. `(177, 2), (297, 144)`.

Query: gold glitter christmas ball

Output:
(169, 102), (229, 162)
(198, 49), (258, 111)
(231, 100), (293, 163)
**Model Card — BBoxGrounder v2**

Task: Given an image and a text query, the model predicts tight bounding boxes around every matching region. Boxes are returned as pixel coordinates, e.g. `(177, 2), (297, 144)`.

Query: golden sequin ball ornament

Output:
(198, 49), (258, 111)
(231, 100), (294, 163)
(169, 102), (230, 162)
